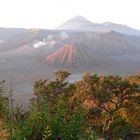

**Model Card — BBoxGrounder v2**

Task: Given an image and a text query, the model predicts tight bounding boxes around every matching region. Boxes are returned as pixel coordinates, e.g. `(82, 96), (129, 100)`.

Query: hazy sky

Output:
(0, 0), (140, 29)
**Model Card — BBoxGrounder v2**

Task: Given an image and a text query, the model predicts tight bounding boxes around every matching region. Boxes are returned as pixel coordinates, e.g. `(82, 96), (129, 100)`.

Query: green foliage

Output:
(108, 116), (133, 139)
(54, 70), (71, 82)
(81, 127), (97, 140)
(1, 70), (140, 140)
(42, 126), (52, 140)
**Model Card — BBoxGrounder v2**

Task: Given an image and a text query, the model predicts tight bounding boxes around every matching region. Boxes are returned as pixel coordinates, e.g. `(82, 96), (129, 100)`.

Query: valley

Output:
(0, 16), (140, 105)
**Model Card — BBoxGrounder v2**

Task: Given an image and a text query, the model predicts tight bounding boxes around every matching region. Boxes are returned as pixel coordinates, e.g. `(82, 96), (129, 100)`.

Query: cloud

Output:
(33, 38), (56, 49)
(33, 41), (46, 48)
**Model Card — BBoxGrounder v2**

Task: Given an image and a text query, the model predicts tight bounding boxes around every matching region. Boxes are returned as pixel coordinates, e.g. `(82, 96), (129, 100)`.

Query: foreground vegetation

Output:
(0, 70), (140, 140)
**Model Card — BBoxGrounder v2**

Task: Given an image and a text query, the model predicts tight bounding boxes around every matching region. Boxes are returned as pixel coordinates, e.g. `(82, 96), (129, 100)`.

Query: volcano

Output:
(56, 16), (140, 36)
(56, 16), (94, 31)
(0, 16), (140, 104)
(46, 43), (114, 69)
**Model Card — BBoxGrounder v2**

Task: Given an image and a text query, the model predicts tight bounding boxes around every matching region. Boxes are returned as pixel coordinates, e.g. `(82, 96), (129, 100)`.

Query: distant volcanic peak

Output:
(56, 15), (93, 30)
(67, 15), (93, 23)
(47, 44), (76, 64)
(55, 16), (140, 35)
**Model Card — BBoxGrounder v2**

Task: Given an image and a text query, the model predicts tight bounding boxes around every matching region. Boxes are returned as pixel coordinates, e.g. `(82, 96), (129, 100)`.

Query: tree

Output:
(32, 70), (87, 140)
(73, 73), (140, 139)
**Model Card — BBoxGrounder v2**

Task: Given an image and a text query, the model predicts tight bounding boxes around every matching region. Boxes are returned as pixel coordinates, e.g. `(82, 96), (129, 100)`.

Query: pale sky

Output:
(0, 0), (140, 29)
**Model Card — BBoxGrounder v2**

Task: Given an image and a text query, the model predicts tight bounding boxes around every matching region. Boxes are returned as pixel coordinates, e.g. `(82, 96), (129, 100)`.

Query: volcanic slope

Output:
(61, 31), (140, 55)
(47, 43), (114, 69)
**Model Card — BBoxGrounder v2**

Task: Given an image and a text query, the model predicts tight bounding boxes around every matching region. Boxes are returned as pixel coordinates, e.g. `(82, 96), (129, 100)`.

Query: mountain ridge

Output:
(56, 16), (140, 36)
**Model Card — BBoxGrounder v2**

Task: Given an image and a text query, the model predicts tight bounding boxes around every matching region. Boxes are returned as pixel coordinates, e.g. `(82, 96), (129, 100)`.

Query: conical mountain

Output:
(56, 16), (140, 35)
(56, 15), (94, 31)
(46, 43), (114, 69)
